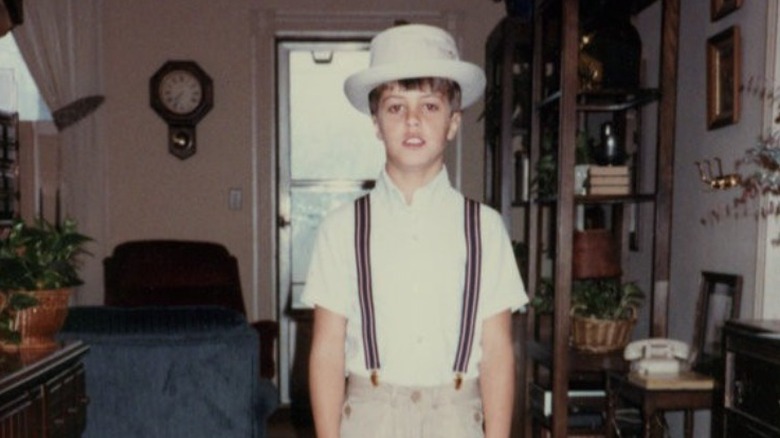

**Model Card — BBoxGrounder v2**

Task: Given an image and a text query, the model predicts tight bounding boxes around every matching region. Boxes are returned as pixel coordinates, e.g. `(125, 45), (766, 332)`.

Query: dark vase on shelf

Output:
(502, 0), (532, 19)
(579, 1), (642, 90)
(593, 122), (626, 166)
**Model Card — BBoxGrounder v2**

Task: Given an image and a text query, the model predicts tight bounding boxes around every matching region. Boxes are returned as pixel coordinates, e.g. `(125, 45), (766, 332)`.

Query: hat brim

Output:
(344, 59), (486, 114)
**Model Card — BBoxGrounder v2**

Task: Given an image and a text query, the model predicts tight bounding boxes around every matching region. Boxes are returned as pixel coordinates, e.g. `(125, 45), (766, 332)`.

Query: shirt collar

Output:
(375, 167), (453, 213)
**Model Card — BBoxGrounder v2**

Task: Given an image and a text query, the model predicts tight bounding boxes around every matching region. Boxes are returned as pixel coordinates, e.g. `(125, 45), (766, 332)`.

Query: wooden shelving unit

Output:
(483, 1), (680, 435)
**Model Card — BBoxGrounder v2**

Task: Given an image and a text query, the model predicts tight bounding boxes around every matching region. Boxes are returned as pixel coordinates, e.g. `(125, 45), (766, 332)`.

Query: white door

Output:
(276, 40), (385, 406)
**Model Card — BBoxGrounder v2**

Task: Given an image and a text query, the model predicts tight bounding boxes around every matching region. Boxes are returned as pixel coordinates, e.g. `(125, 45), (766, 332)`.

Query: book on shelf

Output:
(529, 384), (606, 417)
(588, 175), (631, 186)
(587, 184), (631, 196)
(588, 165), (629, 177)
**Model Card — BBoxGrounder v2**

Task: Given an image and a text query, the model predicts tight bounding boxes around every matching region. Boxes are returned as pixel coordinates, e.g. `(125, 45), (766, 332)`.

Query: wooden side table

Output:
(605, 370), (714, 438)
(0, 342), (89, 437)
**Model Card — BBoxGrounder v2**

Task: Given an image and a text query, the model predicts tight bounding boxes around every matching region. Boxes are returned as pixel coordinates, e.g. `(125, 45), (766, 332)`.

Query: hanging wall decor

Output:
(711, 0), (742, 22)
(150, 60), (214, 160)
(707, 26), (741, 130)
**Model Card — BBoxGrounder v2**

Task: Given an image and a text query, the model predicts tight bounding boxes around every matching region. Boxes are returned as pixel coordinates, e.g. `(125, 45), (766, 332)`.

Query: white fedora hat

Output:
(344, 24), (486, 114)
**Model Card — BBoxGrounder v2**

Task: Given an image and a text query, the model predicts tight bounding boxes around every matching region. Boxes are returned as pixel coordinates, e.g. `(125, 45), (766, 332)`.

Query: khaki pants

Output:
(340, 375), (484, 438)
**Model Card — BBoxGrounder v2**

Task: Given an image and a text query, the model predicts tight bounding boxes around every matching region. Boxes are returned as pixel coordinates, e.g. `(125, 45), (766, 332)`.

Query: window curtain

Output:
(12, 0), (105, 304)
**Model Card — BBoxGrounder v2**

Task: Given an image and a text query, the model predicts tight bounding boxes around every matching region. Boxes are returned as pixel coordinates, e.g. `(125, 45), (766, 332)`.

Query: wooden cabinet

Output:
(717, 320), (780, 437)
(483, 1), (680, 435)
(0, 110), (19, 230)
(0, 342), (89, 437)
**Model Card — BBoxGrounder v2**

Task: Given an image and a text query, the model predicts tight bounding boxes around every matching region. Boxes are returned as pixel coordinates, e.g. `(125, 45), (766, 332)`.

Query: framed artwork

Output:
(692, 271), (742, 375)
(707, 26), (741, 130)
(711, 0), (742, 21)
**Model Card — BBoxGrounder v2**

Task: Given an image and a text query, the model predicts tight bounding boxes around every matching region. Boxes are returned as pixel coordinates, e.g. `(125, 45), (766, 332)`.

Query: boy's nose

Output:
(405, 108), (421, 126)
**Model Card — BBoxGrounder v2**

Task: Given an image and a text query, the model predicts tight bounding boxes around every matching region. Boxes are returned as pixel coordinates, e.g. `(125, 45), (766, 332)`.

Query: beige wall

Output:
(90, 0), (506, 320)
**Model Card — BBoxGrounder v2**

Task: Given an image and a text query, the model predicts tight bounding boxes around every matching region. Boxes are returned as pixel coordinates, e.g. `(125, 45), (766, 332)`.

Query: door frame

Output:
(755, 0), (780, 318)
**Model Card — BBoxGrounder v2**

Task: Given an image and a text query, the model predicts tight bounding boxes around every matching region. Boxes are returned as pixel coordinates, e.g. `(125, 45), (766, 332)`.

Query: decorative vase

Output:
(579, 0), (642, 90)
(1, 288), (72, 351)
(593, 122), (626, 166)
(502, 0), (532, 18)
(572, 229), (621, 279)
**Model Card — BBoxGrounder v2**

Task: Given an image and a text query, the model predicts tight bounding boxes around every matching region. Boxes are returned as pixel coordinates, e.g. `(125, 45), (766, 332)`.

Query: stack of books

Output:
(587, 165), (631, 195)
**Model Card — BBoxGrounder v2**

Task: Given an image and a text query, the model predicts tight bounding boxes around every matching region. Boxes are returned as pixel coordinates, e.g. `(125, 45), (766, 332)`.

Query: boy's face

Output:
(372, 82), (461, 179)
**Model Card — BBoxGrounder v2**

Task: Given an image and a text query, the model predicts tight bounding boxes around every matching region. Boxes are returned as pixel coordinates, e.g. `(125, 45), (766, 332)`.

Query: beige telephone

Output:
(624, 338), (691, 376)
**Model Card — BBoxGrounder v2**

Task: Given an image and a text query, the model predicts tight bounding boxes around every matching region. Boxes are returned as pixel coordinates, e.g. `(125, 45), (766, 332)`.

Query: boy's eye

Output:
(387, 104), (402, 113)
(423, 102), (440, 112)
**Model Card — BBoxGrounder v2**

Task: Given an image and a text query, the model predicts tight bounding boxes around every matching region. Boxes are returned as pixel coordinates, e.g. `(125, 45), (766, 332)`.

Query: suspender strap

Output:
(452, 199), (482, 387)
(354, 195), (482, 388)
(354, 195), (380, 383)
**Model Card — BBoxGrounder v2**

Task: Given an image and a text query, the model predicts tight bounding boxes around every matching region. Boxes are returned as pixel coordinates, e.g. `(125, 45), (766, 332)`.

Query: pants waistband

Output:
(346, 375), (480, 405)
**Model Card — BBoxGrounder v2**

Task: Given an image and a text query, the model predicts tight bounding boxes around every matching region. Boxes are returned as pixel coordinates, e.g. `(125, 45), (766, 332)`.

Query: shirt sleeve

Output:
(299, 206), (353, 317)
(478, 207), (529, 318)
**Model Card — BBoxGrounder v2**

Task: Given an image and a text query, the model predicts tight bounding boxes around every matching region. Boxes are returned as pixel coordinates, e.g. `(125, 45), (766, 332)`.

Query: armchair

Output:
(60, 239), (279, 437)
(103, 239), (278, 378)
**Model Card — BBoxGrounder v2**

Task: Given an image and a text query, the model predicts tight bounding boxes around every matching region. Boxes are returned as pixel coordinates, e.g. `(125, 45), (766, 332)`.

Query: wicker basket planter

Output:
(1, 288), (72, 351)
(570, 313), (636, 354)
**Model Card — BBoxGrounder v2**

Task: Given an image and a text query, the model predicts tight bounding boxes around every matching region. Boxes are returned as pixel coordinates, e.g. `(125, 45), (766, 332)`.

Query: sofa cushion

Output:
(58, 306), (272, 438)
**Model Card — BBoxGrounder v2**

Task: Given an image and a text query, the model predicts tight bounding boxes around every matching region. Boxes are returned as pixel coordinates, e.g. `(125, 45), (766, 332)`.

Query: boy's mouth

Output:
(403, 137), (425, 147)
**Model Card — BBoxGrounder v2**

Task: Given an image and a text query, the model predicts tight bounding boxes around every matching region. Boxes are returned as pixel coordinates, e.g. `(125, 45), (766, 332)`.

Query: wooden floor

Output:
(267, 406), (315, 438)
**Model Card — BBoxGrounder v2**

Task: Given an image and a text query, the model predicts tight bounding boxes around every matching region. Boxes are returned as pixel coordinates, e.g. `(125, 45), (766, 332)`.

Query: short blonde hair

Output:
(368, 77), (462, 115)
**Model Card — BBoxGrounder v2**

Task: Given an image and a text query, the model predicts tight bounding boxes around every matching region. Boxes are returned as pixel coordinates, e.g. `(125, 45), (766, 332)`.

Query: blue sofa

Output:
(58, 306), (279, 438)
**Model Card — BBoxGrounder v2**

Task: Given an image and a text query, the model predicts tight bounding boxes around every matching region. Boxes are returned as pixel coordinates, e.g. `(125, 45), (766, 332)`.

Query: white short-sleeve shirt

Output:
(300, 168), (528, 386)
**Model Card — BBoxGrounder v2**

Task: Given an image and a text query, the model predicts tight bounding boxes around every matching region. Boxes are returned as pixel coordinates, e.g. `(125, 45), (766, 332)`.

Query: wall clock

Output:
(150, 60), (213, 159)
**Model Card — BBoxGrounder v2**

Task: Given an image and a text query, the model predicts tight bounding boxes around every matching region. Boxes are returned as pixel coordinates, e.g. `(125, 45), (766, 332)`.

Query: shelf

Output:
(537, 88), (661, 112)
(527, 340), (629, 374)
(531, 192), (656, 205)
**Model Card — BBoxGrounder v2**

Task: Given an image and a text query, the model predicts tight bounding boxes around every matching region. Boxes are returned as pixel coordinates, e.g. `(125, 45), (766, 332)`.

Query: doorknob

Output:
(278, 215), (291, 228)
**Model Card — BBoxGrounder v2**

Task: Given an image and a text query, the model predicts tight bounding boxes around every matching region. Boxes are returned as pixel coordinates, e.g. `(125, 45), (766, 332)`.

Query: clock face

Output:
(158, 70), (203, 115)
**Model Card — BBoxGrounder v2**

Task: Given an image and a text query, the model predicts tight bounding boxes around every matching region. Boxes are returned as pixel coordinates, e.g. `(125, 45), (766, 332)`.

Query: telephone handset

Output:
(624, 338), (691, 376)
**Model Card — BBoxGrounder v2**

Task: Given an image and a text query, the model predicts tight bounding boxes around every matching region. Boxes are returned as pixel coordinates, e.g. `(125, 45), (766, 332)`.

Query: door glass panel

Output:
(289, 50), (384, 180)
(290, 185), (369, 309)
(278, 40), (383, 404)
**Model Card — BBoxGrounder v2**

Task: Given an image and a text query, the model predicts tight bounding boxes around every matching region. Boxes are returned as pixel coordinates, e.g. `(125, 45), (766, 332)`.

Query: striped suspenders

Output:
(354, 195), (381, 385)
(354, 195), (482, 388)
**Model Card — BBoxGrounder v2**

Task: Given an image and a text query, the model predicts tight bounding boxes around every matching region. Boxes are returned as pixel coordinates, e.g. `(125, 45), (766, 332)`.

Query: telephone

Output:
(624, 338), (691, 376)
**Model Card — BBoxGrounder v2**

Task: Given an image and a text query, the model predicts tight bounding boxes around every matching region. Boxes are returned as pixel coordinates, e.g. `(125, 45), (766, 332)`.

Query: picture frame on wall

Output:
(707, 26), (741, 130)
(711, 0), (742, 22)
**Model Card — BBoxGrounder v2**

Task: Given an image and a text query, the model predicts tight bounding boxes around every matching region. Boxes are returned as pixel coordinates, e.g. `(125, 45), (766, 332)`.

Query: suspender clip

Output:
(370, 370), (379, 387)
(454, 373), (463, 390)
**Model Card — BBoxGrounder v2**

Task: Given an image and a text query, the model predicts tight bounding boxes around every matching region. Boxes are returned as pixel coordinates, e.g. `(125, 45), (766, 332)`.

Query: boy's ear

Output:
(446, 111), (462, 141)
(372, 115), (383, 141)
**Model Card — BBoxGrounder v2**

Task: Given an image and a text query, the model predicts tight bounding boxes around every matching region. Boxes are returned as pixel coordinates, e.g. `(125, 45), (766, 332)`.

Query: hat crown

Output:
(343, 24), (485, 114)
(370, 25), (460, 67)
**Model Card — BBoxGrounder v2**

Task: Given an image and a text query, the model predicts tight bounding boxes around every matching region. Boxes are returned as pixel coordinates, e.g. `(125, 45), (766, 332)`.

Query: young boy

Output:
(301, 23), (527, 438)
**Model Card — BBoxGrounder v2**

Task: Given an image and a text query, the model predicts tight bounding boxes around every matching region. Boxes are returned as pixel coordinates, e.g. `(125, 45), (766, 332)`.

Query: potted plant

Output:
(532, 130), (594, 198)
(532, 277), (644, 353)
(0, 218), (91, 349)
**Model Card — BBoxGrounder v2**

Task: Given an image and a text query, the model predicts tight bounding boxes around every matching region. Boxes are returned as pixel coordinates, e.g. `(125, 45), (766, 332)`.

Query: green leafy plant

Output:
(532, 130), (593, 198)
(531, 277), (644, 320)
(0, 218), (91, 343)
